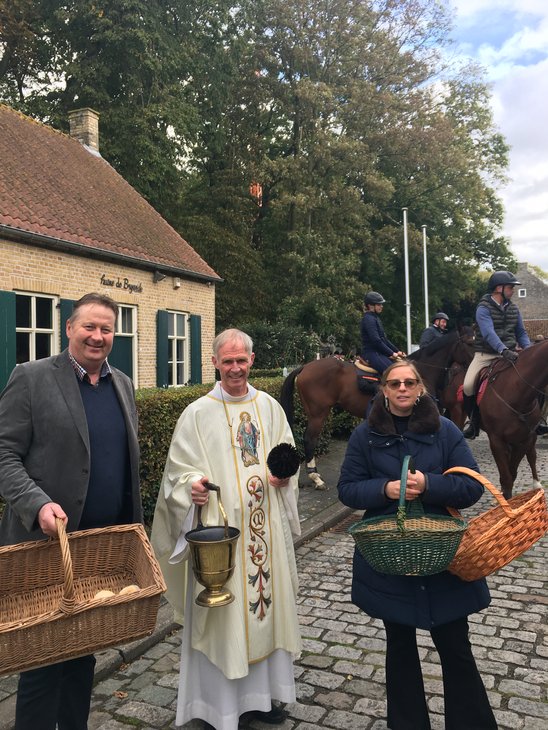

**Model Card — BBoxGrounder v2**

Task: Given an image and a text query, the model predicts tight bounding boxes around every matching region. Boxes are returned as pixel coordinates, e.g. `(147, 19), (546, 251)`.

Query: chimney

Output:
(68, 107), (100, 152)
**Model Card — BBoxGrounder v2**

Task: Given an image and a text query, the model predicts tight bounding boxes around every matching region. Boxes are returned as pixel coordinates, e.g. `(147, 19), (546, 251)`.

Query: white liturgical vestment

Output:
(151, 383), (302, 729)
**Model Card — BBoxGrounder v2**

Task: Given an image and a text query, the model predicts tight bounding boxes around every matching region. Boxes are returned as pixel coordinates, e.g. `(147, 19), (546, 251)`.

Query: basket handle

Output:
(396, 455), (417, 531)
(55, 517), (76, 614)
(443, 467), (519, 518)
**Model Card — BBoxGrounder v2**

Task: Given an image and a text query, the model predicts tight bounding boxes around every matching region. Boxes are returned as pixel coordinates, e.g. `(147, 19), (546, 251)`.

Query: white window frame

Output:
(15, 292), (59, 363)
(115, 304), (138, 387)
(167, 310), (190, 386)
(517, 288), (526, 298)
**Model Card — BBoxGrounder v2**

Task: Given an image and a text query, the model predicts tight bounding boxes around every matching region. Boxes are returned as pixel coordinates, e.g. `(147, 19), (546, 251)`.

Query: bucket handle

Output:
(196, 483), (230, 538)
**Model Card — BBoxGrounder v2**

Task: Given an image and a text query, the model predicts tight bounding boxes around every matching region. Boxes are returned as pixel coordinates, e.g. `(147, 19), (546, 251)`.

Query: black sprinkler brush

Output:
(267, 442), (301, 479)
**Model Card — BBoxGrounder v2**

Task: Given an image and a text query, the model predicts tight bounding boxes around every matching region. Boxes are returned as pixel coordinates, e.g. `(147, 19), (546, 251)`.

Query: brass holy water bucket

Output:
(185, 483), (240, 607)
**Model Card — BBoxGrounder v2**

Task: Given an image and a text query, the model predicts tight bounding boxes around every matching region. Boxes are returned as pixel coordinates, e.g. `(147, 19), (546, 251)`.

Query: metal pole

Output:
(422, 225), (429, 328)
(402, 208), (412, 352)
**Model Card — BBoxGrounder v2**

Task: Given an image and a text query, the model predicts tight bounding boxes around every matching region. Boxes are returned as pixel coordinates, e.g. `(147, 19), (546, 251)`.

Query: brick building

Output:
(0, 105), (221, 390)
(515, 262), (548, 339)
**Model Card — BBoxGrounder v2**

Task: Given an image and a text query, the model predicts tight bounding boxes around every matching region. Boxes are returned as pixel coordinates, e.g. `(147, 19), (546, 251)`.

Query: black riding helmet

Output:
(432, 312), (449, 322)
(364, 291), (386, 305)
(488, 271), (520, 291)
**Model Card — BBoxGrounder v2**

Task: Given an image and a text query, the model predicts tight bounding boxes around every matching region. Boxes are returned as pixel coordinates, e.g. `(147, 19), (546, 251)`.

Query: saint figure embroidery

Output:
(236, 411), (260, 467)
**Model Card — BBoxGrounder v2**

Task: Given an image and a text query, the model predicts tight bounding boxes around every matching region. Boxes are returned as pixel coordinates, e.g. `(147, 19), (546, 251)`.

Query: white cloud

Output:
(450, 2), (548, 272)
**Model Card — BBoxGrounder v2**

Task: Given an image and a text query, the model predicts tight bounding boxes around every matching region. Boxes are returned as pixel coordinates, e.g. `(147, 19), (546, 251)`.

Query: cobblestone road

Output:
(2, 435), (547, 729)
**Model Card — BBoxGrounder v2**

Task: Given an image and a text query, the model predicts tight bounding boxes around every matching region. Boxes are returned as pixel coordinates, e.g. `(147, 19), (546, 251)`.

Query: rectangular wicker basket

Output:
(0, 521), (166, 676)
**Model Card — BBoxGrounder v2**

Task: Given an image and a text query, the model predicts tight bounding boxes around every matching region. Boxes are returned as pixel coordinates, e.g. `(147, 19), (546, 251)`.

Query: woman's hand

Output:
(385, 470), (426, 500)
(191, 476), (210, 506)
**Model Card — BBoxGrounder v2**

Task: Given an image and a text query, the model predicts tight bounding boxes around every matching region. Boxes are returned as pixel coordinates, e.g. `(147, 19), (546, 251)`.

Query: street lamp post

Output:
(422, 225), (429, 328)
(402, 208), (412, 352)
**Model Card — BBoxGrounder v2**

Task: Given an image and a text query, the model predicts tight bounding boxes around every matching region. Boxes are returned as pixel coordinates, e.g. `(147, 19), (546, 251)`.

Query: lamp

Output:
(153, 270), (167, 283)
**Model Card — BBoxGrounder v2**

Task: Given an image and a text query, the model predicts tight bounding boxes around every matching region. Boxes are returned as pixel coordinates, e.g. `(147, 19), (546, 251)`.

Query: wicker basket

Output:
(349, 456), (468, 576)
(0, 520), (166, 676)
(444, 467), (548, 581)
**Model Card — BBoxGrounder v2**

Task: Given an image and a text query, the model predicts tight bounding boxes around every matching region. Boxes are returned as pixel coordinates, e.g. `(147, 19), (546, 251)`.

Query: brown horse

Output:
(439, 362), (466, 429)
(280, 329), (475, 488)
(477, 338), (548, 498)
(280, 358), (374, 488)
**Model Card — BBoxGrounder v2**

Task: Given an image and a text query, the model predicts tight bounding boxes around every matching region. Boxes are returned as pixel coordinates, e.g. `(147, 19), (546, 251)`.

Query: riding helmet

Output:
(487, 271), (520, 291)
(432, 312), (449, 322)
(364, 291), (386, 305)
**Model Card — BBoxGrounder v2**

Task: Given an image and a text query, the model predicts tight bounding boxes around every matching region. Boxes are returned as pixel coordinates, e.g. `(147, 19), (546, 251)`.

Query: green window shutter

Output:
(59, 299), (75, 351)
(157, 310), (169, 387)
(190, 314), (202, 385)
(0, 290), (16, 391)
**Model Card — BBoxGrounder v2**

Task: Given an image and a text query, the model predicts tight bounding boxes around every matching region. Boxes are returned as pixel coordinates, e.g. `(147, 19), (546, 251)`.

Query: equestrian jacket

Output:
(337, 394), (490, 629)
(419, 324), (445, 349)
(360, 311), (398, 359)
(474, 294), (528, 354)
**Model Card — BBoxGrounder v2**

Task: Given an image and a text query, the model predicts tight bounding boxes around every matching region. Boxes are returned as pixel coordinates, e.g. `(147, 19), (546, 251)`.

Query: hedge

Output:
(0, 377), (357, 527)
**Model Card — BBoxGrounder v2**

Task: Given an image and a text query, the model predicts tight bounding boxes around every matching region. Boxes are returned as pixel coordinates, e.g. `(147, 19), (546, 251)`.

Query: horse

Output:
(280, 328), (475, 489)
(280, 358), (375, 488)
(439, 362), (466, 429)
(408, 327), (475, 407)
(476, 338), (548, 498)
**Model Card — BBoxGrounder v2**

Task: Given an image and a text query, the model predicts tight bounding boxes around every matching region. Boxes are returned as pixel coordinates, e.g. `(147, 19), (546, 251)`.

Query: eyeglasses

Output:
(385, 378), (419, 390)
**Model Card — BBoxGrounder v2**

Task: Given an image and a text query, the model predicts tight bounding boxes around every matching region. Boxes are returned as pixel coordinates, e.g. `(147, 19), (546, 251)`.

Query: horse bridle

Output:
(486, 360), (544, 428)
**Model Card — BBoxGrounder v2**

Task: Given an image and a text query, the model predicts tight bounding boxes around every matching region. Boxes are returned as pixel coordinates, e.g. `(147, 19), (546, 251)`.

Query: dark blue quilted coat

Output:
(338, 395), (490, 629)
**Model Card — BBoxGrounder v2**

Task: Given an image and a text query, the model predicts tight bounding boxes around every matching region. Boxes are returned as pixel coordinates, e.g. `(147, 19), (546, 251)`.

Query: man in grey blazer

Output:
(0, 292), (141, 730)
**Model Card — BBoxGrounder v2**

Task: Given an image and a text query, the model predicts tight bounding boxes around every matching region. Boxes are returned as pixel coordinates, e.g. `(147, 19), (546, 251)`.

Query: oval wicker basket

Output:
(444, 467), (548, 581)
(349, 456), (468, 576)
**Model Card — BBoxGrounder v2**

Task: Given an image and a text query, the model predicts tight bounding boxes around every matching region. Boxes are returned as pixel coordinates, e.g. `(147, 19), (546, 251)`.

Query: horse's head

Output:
(453, 326), (475, 366)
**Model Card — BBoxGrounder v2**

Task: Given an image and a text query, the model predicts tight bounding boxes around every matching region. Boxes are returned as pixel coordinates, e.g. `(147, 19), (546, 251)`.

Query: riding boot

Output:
(462, 394), (480, 439)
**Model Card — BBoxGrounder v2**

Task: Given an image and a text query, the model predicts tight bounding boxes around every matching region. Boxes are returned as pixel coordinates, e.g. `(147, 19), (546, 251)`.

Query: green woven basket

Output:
(349, 456), (468, 576)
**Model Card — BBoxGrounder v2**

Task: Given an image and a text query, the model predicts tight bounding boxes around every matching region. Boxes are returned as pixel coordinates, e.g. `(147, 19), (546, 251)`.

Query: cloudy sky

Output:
(450, 0), (548, 274)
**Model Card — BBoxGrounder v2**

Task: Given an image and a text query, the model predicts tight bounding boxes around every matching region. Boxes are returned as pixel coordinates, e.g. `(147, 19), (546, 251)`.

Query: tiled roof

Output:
(0, 104), (220, 281)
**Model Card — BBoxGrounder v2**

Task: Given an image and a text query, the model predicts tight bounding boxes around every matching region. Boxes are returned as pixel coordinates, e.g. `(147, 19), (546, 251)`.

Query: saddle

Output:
(354, 356), (380, 392)
(457, 358), (514, 405)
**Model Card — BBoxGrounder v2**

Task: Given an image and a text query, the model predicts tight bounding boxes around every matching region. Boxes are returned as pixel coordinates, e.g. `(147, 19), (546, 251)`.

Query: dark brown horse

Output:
(477, 339), (548, 498)
(280, 329), (475, 488)
(408, 327), (475, 406)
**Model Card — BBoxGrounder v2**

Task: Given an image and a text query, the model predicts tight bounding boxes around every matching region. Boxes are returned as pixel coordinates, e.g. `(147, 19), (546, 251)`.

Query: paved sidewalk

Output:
(1, 435), (546, 729)
(0, 440), (352, 730)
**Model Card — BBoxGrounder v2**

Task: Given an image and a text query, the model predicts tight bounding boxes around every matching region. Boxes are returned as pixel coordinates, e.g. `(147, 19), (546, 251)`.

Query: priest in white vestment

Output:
(151, 329), (302, 730)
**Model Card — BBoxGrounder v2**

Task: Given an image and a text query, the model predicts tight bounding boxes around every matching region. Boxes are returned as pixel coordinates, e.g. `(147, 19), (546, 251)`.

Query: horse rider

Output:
(360, 291), (406, 374)
(462, 270), (531, 439)
(419, 312), (449, 348)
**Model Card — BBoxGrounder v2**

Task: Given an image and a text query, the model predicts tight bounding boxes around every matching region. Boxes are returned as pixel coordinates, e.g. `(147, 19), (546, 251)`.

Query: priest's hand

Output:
(191, 477), (210, 506)
(268, 474), (290, 488)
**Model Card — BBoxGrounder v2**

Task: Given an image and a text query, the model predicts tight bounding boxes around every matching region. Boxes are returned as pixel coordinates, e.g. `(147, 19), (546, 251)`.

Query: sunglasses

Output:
(385, 378), (419, 390)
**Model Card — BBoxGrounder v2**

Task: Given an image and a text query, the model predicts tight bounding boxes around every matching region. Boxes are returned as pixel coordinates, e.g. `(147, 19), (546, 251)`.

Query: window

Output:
(111, 304), (138, 386)
(167, 311), (190, 386)
(15, 293), (58, 363)
(518, 288), (526, 298)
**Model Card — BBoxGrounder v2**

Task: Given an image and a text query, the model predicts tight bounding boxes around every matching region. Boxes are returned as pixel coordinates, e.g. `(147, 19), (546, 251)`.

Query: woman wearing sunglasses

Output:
(338, 361), (497, 730)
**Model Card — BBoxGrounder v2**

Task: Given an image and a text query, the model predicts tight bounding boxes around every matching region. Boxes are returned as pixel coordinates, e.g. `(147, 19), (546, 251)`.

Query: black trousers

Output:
(15, 655), (96, 730)
(383, 618), (497, 730)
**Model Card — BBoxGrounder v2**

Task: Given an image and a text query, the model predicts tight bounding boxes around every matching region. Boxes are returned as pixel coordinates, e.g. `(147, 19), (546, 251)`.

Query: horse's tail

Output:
(280, 365), (304, 426)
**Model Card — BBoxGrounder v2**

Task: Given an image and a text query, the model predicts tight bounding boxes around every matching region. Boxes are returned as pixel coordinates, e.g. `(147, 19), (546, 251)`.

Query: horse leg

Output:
(525, 439), (542, 489)
(487, 434), (514, 499)
(303, 416), (327, 491)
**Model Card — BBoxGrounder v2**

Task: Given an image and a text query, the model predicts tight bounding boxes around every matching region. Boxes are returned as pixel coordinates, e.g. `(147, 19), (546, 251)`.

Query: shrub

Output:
(0, 375), (344, 528)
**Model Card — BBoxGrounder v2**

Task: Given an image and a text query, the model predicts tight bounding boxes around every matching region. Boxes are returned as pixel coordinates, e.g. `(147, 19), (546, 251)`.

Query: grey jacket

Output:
(0, 349), (141, 546)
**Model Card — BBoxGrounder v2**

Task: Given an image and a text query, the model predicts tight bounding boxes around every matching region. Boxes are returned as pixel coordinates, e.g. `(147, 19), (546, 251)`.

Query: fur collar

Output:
(368, 392), (441, 435)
